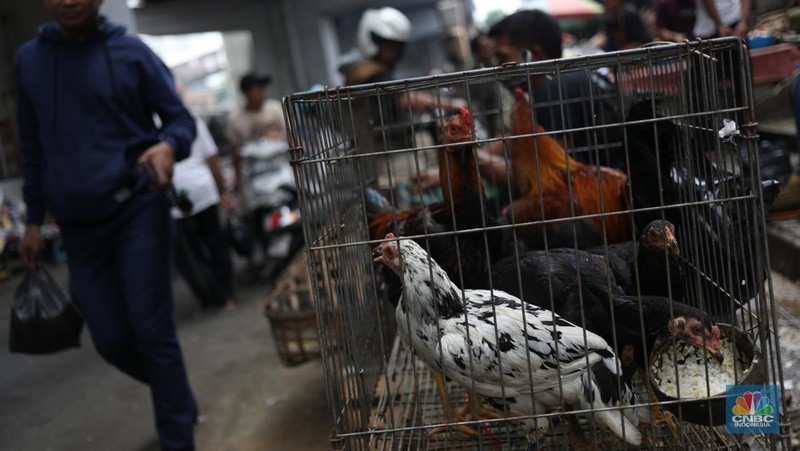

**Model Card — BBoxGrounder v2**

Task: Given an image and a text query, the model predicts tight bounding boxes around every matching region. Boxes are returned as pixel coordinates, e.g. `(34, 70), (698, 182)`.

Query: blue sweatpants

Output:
(60, 192), (195, 451)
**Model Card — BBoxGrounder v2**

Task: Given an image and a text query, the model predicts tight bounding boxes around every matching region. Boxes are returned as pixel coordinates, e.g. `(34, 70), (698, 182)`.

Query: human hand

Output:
(265, 128), (287, 140)
(447, 98), (468, 112)
(733, 22), (748, 38)
(717, 24), (734, 37)
(407, 169), (441, 194)
(138, 142), (175, 190)
(18, 224), (42, 267)
(220, 192), (237, 211)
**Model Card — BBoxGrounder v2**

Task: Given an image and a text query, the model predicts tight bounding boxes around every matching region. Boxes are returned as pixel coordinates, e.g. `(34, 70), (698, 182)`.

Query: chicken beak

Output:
(372, 246), (383, 263)
(445, 141), (468, 153)
(709, 347), (724, 363)
(665, 228), (679, 255)
(668, 239), (680, 256)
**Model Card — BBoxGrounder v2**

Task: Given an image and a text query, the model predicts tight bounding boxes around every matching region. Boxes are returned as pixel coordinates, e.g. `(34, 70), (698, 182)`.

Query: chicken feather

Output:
(507, 88), (631, 247)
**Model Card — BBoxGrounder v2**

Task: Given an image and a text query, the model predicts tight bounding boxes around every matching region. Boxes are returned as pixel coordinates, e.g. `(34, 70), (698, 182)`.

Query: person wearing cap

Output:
(226, 73), (286, 277)
(226, 73), (286, 185)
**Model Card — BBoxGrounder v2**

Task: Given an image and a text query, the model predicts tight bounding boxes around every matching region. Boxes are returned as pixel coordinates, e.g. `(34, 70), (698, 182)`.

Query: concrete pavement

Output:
(0, 263), (330, 451)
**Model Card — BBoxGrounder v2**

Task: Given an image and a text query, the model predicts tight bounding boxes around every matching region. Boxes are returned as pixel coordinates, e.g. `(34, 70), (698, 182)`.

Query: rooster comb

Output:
(458, 107), (472, 127)
(514, 87), (526, 100)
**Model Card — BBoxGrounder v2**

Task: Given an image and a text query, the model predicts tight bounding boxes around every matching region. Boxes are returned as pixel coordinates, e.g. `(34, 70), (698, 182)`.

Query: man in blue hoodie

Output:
(15, 1), (197, 449)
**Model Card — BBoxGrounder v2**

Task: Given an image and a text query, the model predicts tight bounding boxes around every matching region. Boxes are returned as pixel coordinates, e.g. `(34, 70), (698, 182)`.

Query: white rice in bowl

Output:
(651, 338), (751, 399)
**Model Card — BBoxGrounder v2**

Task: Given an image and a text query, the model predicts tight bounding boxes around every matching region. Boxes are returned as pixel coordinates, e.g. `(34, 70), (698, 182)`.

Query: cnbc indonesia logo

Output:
(726, 386), (779, 434)
(730, 391), (774, 426)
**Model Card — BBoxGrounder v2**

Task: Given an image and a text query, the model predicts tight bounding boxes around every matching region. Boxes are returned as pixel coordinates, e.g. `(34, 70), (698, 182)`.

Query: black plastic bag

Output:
(226, 211), (254, 257)
(9, 266), (83, 354)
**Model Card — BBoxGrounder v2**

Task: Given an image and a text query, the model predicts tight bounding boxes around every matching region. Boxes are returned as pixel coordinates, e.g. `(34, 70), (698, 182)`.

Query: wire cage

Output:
(283, 37), (789, 450)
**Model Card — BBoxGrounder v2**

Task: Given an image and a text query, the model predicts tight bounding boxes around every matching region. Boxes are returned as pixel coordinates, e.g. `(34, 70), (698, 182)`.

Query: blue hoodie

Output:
(14, 17), (195, 225)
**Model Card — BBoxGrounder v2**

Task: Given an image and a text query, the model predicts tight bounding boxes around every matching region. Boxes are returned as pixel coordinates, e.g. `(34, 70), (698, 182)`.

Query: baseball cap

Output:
(239, 73), (272, 93)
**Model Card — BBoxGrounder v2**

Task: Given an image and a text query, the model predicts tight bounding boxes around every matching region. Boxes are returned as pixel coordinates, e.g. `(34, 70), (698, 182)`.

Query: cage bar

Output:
(284, 38), (789, 450)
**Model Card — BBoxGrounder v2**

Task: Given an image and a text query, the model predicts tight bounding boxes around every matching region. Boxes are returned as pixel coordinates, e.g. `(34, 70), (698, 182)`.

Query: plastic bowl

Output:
(648, 323), (764, 426)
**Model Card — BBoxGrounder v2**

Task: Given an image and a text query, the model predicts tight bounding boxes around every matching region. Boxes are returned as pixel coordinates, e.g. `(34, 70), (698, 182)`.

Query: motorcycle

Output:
(238, 138), (305, 279)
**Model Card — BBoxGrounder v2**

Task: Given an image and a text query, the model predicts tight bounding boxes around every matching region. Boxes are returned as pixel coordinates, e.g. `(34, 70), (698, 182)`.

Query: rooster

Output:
(505, 88), (632, 249)
(367, 108), (506, 289)
(622, 96), (682, 233)
(374, 233), (647, 447)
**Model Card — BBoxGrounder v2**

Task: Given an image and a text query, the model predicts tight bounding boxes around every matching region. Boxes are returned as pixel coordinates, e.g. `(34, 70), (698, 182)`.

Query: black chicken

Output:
(489, 246), (722, 433)
(587, 219), (685, 300)
(623, 96), (682, 232)
(489, 248), (721, 366)
(624, 96), (781, 317)
(678, 174), (781, 319)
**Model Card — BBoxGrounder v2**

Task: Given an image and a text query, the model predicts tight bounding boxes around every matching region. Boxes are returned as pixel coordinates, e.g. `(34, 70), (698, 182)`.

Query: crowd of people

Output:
(11, 0), (773, 449)
(596, 0), (751, 47)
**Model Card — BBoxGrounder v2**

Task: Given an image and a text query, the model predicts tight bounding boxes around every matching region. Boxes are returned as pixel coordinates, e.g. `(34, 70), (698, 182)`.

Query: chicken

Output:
(624, 96), (780, 316)
(505, 88), (631, 249)
(609, 293), (723, 369)
(623, 96), (682, 233)
(367, 108), (505, 290)
(587, 219), (685, 300)
(489, 245), (722, 436)
(489, 248), (722, 368)
(374, 233), (646, 447)
(367, 109), (509, 435)
(679, 174), (781, 318)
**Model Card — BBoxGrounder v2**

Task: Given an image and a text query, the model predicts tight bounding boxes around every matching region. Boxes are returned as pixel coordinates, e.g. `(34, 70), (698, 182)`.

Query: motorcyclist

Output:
(340, 7), (465, 111)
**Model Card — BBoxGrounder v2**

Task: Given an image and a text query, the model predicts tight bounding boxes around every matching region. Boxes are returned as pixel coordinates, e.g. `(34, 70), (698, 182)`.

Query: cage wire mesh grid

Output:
(283, 38), (789, 450)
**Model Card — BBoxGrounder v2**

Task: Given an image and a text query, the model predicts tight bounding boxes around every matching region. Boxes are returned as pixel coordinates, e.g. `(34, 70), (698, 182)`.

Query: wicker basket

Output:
(264, 249), (321, 366)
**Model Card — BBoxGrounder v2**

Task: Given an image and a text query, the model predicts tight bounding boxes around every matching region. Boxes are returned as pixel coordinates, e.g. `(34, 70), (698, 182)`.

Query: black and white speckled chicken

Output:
(374, 233), (646, 446)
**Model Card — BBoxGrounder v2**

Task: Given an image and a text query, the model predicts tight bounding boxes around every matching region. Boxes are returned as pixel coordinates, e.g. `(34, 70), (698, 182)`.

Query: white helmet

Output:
(357, 7), (412, 58)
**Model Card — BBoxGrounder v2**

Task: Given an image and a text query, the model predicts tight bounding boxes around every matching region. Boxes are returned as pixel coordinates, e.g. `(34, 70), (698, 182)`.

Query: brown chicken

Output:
(505, 88), (632, 248)
(367, 108), (503, 288)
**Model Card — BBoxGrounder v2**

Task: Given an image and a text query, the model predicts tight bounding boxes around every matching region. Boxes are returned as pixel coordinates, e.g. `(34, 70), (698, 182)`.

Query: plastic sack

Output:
(9, 266), (83, 354)
(226, 211), (254, 257)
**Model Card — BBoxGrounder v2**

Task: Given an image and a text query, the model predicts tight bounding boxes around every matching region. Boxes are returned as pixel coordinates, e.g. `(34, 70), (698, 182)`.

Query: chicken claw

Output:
(428, 373), (504, 437)
(637, 367), (681, 438)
